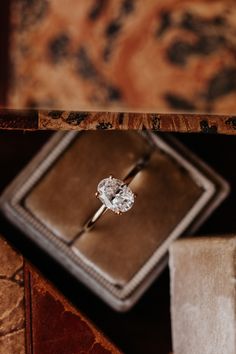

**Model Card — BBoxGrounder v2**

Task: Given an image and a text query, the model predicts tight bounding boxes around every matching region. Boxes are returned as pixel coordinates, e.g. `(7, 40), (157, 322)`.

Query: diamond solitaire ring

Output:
(81, 134), (155, 234)
(96, 176), (135, 214)
(83, 176), (136, 232)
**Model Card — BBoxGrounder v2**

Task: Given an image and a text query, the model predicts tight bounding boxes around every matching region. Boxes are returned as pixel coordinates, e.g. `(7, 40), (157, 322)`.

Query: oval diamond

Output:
(97, 177), (135, 214)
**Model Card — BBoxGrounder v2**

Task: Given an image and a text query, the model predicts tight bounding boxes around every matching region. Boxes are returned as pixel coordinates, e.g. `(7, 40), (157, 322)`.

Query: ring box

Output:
(0, 131), (229, 311)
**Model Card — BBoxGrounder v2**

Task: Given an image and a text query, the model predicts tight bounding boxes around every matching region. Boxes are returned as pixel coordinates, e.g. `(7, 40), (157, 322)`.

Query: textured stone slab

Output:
(0, 237), (25, 354)
(169, 237), (236, 354)
(0, 235), (121, 354)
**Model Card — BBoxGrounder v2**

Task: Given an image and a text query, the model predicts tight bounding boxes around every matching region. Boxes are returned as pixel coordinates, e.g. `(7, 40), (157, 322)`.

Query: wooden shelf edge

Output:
(0, 109), (236, 134)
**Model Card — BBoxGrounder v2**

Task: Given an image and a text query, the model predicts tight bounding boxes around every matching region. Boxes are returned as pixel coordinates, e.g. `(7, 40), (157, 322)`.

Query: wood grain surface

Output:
(1, 109), (236, 134)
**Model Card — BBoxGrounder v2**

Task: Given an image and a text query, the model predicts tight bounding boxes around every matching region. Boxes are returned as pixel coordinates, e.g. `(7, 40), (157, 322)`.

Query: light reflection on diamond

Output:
(97, 177), (135, 213)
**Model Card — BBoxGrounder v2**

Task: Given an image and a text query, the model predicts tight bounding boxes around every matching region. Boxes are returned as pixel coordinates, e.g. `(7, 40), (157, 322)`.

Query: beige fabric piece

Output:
(170, 237), (236, 354)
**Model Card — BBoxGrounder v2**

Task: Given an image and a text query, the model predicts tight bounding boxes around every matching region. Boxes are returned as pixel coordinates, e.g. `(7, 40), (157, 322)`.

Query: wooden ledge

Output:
(0, 109), (236, 134)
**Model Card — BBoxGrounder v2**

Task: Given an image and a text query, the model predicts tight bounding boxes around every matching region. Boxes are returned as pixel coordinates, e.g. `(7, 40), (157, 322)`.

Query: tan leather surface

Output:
(25, 131), (151, 242)
(0, 232), (121, 354)
(25, 264), (121, 354)
(0, 237), (25, 354)
(72, 148), (203, 286)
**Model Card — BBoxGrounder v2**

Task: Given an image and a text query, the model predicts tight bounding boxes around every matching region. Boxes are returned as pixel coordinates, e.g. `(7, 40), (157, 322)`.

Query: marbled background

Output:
(7, 0), (236, 114)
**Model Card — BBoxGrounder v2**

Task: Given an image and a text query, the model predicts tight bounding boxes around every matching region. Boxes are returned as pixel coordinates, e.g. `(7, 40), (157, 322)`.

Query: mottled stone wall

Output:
(8, 0), (236, 114)
(0, 237), (25, 354)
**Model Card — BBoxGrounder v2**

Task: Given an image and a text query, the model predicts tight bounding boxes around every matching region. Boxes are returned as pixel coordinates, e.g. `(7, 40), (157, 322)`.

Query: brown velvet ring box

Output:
(0, 131), (229, 311)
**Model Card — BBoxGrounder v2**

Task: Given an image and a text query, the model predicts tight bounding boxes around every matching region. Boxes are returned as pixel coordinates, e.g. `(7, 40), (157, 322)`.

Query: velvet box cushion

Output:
(25, 131), (203, 286)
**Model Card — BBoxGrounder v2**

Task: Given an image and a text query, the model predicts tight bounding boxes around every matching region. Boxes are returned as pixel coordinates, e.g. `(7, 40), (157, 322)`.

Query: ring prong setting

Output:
(97, 177), (135, 214)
